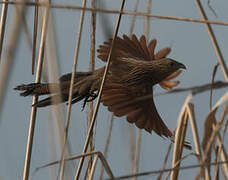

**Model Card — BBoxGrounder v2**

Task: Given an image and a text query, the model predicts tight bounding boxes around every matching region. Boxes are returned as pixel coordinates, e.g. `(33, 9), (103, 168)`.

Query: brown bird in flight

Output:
(15, 34), (190, 147)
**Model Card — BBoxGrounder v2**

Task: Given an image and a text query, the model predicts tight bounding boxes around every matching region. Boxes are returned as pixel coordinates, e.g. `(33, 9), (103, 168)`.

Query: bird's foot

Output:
(81, 92), (98, 111)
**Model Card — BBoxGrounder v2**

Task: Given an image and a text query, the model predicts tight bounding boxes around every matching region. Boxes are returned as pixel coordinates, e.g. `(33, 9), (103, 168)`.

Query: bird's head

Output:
(153, 58), (186, 75)
(146, 58), (186, 84)
(159, 58), (186, 71)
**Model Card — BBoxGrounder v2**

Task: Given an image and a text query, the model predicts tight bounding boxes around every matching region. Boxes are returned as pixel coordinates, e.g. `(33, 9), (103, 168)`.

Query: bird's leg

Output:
(71, 95), (85, 105)
(81, 91), (98, 111)
(82, 95), (90, 111)
(86, 91), (98, 102)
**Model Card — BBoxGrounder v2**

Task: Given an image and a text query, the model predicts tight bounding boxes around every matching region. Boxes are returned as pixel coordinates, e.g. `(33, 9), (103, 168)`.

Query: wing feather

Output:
(101, 82), (173, 137)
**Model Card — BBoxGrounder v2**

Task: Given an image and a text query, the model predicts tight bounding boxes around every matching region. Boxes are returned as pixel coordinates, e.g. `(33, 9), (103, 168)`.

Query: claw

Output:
(86, 92), (98, 102)
(82, 98), (87, 111)
(81, 91), (98, 111)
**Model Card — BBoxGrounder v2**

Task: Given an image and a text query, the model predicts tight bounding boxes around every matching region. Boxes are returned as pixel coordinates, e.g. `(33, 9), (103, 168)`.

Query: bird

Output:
(14, 34), (190, 148)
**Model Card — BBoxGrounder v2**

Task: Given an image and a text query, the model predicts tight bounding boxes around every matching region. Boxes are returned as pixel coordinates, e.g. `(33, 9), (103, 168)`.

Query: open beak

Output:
(179, 63), (186, 70)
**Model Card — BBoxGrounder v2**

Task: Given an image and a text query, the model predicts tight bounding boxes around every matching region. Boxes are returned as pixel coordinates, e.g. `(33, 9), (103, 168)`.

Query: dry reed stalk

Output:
(201, 107), (217, 179)
(187, 103), (209, 179)
(210, 64), (219, 109)
(88, 155), (99, 180)
(74, 1), (126, 179)
(222, 119), (228, 141)
(134, 4), (155, 176)
(187, 103), (202, 159)
(133, 2), (152, 177)
(32, 0), (39, 74)
(169, 94), (192, 180)
(129, 0), (139, 35)
(167, 153), (199, 180)
(89, 0), (96, 108)
(196, 10), (228, 175)
(193, 8), (228, 172)
(214, 146), (220, 180)
(160, 81), (228, 96)
(47, 113), (58, 180)
(210, 92), (228, 179)
(215, 133), (228, 178)
(133, 130), (142, 180)
(44, 12), (63, 179)
(129, 127), (136, 172)
(45, 12), (75, 178)
(128, 0), (139, 175)
(44, 7), (64, 148)
(23, 1), (50, 179)
(18, 7), (32, 49)
(86, 0), (96, 177)
(132, 2), (153, 178)
(92, 152), (114, 179)
(138, 83), (228, 104)
(0, 0), (8, 60)
(113, 160), (228, 180)
(96, 1), (112, 38)
(2, 1), (228, 26)
(195, 0), (228, 81)
(0, 0), (26, 115)
(196, 102), (228, 179)
(32, 151), (114, 179)
(58, 0), (87, 179)
(144, 0), (151, 39)
(99, 114), (114, 180)
(157, 143), (172, 180)
(212, 91), (228, 110)
(170, 109), (188, 180)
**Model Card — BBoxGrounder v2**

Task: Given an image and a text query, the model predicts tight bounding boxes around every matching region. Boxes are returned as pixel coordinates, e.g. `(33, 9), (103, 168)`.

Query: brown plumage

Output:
(14, 34), (189, 146)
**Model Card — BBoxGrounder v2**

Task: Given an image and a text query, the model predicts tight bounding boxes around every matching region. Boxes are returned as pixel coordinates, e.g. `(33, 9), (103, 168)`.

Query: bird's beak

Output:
(179, 63), (186, 70)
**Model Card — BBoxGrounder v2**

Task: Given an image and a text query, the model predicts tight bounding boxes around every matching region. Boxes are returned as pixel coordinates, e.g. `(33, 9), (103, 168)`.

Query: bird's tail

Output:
(14, 81), (95, 108)
(14, 83), (59, 96)
(32, 96), (54, 107)
(14, 82), (68, 107)
(31, 93), (88, 108)
(32, 94), (68, 107)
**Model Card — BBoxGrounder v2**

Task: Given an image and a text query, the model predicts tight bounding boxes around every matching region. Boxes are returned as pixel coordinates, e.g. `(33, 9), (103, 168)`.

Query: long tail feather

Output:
(32, 94), (65, 107)
(14, 83), (58, 96)
(32, 97), (53, 107)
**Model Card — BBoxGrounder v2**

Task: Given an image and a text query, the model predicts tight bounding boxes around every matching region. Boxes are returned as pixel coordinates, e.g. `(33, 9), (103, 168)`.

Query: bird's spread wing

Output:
(101, 82), (173, 138)
(97, 34), (181, 90)
(97, 34), (151, 61)
(97, 34), (182, 137)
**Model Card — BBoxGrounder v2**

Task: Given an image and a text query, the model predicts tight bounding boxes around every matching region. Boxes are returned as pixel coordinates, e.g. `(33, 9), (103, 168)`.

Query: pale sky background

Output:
(0, 0), (228, 179)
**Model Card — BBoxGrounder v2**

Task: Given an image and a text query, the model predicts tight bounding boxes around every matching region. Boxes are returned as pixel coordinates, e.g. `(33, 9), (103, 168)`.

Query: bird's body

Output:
(15, 34), (190, 148)
(15, 57), (184, 109)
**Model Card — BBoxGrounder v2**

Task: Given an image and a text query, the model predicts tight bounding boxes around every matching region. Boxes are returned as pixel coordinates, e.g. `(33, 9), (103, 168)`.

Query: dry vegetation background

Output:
(0, 0), (228, 179)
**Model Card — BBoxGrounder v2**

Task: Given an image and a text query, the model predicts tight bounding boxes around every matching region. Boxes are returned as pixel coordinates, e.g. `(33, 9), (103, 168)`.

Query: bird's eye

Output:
(169, 62), (175, 67)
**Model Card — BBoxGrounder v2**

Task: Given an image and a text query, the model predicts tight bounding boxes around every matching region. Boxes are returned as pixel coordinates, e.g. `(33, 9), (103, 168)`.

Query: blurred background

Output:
(0, 0), (228, 179)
